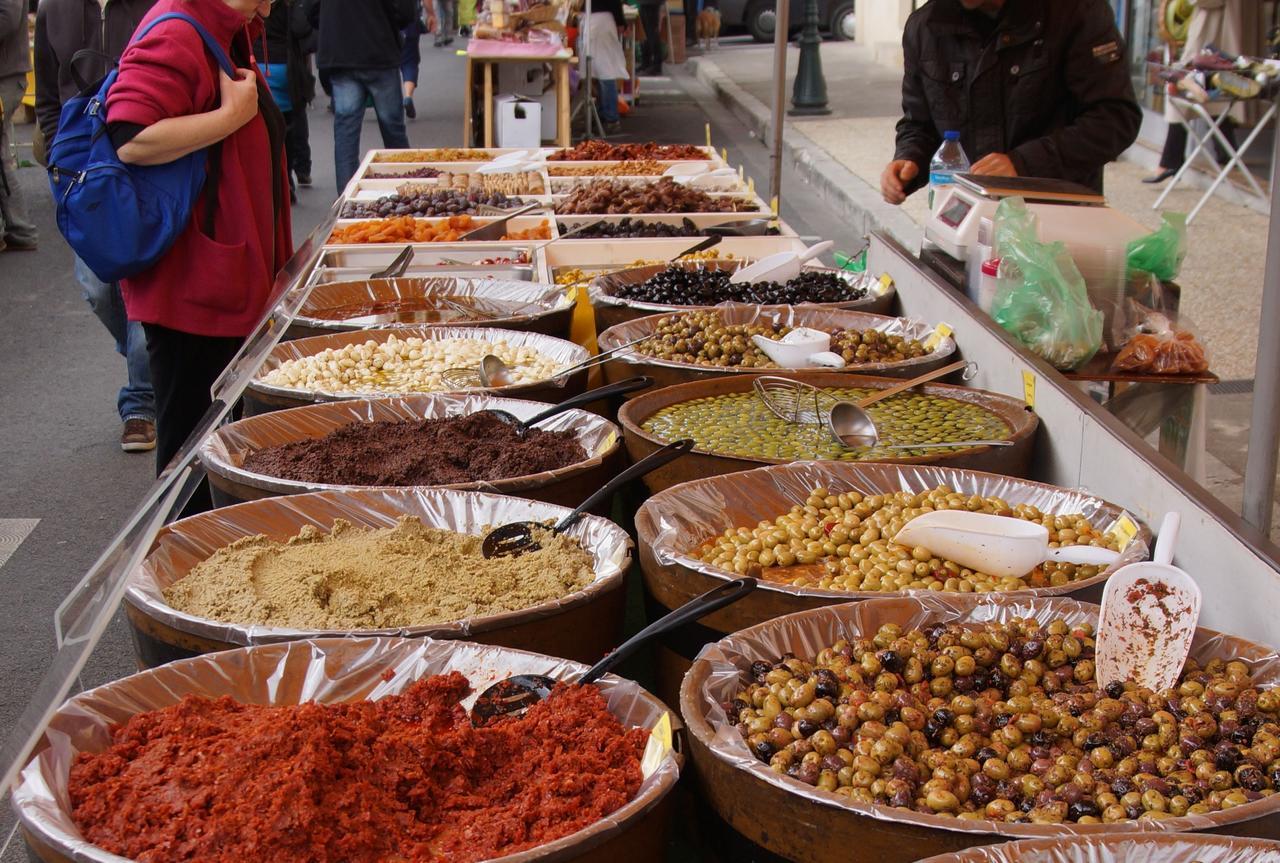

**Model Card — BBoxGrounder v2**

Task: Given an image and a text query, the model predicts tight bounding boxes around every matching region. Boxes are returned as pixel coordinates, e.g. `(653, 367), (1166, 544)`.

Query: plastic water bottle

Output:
(928, 130), (970, 211)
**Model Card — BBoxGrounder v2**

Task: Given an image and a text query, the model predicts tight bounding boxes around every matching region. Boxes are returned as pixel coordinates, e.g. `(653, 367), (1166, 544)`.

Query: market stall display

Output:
(548, 141), (713, 161)
(123, 487), (631, 666)
(15, 637), (680, 863)
(548, 160), (670, 176)
(329, 215), (554, 244)
(245, 327), (590, 413)
(553, 178), (761, 215)
(616, 372), (1033, 492)
(199, 393), (624, 508)
(680, 596), (1280, 863)
(339, 189), (531, 219)
(285, 277), (573, 340)
(596, 307), (954, 389)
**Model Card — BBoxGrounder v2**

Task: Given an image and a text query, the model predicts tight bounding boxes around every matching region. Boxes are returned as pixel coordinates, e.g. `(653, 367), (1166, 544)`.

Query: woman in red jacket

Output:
(109, 0), (293, 511)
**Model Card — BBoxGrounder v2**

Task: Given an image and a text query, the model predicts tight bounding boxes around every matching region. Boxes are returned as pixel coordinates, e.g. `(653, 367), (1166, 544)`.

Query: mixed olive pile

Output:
(554, 178), (756, 215)
(563, 218), (703, 239)
(697, 486), (1120, 592)
(727, 617), (1280, 823)
(615, 267), (867, 306)
(641, 389), (1011, 462)
(631, 311), (930, 369)
(341, 190), (525, 219)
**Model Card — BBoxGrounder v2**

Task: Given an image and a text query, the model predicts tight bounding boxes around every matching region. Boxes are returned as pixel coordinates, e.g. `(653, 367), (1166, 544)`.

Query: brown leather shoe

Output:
(121, 418), (157, 453)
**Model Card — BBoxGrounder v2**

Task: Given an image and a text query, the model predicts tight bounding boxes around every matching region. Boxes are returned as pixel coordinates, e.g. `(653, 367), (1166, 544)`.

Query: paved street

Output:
(0, 43), (848, 862)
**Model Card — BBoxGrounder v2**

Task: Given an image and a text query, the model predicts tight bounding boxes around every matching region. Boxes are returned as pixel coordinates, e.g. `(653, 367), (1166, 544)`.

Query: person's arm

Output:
(890, 14), (939, 198)
(117, 68), (258, 165)
(33, 3), (61, 142)
(1006, 0), (1141, 182)
(0, 0), (23, 41)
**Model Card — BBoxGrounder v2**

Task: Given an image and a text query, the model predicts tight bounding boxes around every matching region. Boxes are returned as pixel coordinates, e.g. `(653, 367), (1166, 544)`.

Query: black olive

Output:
(1111, 777), (1134, 796)
(975, 747), (999, 762)
(1215, 747), (1239, 771)
(993, 713), (1011, 729)
(922, 623), (946, 645)
(1029, 731), (1053, 747)
(796, 719), (819, 738)
(750, 661), (772, 682)
(753, 739), (774, 761)
(1084, 733), (1106, 749)
(932, 708), (955, 726)
(879, 650), (905, 674)
(1105, 681), (1125, 699)
(1232, 726), (1255, 745)
(1067, 800), (1100, 820)
(1238, 766), (1266, 792)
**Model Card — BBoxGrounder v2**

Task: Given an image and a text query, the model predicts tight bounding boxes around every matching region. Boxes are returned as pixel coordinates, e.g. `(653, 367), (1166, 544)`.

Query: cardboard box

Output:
(496, 95), (542, 147)
(498, 62), (546, 96)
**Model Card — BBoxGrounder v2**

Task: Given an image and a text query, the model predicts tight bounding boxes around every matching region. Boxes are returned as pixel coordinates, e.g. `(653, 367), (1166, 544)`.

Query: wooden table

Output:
(462, 51), (574, 148)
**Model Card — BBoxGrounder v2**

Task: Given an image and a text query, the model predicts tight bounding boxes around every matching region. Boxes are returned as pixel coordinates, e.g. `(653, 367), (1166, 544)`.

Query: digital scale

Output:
(924, 174), (1146, 271)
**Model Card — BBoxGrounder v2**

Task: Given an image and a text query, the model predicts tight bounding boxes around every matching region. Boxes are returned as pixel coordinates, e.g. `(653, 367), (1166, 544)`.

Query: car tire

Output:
(828, 1), (855, 40)
(745, 0), (776, 42)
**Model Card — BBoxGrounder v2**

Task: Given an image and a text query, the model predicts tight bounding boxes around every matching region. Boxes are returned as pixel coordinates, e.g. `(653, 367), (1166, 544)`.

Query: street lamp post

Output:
(789, 0), (830, 115)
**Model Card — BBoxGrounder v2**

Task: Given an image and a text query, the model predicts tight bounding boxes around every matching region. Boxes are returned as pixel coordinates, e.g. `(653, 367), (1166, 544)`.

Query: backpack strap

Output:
(132, 12), (238, 78)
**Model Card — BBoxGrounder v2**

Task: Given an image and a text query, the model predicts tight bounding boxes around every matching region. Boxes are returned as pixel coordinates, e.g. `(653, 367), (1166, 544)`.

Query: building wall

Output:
(855, 0), (911, 67)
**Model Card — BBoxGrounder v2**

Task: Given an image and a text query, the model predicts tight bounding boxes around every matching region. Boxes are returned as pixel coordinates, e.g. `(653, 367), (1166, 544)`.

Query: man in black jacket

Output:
(881, 0), (1142, 204)
(35, 0), (160, 453)
(307, 0), (414, 191)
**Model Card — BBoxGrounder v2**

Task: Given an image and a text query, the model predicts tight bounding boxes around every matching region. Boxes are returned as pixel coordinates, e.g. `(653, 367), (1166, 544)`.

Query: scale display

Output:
(937, 197), (973, 229)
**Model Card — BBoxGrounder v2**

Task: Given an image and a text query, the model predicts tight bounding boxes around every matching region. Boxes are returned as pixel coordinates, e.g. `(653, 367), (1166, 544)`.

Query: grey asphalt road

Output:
(0, 43), (848, 861)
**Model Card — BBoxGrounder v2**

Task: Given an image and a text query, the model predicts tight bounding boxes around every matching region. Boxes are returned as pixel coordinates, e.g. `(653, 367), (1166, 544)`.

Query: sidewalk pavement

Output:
(684, 39), (1269, 383)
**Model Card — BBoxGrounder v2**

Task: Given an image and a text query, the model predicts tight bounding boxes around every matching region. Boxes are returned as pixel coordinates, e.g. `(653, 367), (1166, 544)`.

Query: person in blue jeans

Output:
(306, 0), (414, 191)
(74, 259), (157, 452)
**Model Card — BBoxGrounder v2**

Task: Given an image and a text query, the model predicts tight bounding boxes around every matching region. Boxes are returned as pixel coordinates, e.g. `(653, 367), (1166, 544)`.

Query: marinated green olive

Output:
(728, 619), (1280, 824)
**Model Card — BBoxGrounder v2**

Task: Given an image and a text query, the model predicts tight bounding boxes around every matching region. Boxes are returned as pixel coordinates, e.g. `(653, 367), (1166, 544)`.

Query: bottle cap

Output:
(943, 130), (961, 141)
(982, 257), (1001, 276)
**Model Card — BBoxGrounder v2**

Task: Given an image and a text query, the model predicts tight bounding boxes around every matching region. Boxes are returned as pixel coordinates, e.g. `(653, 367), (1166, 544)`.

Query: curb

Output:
(683, 55), (923, 249)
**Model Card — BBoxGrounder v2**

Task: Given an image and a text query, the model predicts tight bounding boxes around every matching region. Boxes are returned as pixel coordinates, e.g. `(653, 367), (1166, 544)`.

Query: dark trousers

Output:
(284, 107), (312, 179)
(1160, 119), (1238, 171)
(143, 323), (243, 516)
(639, 4), (662, 70)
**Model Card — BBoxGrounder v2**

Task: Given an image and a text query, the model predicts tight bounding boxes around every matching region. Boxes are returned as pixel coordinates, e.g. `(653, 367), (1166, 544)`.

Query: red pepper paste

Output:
(67, 672), (648, 863)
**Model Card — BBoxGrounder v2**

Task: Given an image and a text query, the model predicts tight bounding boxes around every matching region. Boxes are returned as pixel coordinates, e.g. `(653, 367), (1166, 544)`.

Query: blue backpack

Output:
(47, 12), (236, 284)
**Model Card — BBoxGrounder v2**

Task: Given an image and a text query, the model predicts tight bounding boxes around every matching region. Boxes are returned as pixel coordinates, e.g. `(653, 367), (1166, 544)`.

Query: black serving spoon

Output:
(471, 576), (757, 726)
(485, 376), (653, 438)
(481, 438), (694, 559)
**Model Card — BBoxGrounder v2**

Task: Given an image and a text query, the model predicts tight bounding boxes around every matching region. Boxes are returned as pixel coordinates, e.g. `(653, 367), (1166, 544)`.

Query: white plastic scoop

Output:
(729, 241), (834, 285)
(677, 168), (739, 188)
(663, 162), (710, 177)
(750, 327), (846, 368)
(1095, 513), (1202, 693)
(891, 509), (1121, 579)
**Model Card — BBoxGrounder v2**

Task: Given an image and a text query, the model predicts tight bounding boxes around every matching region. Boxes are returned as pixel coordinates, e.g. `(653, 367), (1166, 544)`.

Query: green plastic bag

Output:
(1126, 212), (1186, 281)
(990, 198), (1103, 371)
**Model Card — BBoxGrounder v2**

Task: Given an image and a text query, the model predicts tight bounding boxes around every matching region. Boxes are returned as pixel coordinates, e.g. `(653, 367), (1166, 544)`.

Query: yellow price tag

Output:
(641, 712), (675, 775)
(705, 123), (712, 149)
(924, 322), (953, 351)
(747, 176), (756, 195)
(874, 274), (893, 297)
(739, 165), (745, 180)
(1022, 370), (1036, 408)
(1107, 514), (1139, 549)
(721, 147), (729, 162)
(770, 196), (779, 216)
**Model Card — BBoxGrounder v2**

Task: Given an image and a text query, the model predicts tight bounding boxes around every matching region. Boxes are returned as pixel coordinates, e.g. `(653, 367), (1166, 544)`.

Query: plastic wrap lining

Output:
(637, 462), (1150, 602)
(686, 595), (1280, 840)
(198, 394), (621, 497)
(589, 262), (892, 315)
(915, 831), (1280, 862)
(248, 326), (589, 401)
(14, 636), (680, 863)
(124, 487), (631, 645)
(596, 303), (955, 375)
(293, 277), (569, 332)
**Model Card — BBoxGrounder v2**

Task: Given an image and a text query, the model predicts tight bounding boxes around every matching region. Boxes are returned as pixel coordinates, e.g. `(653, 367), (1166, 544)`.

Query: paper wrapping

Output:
(637, 461), (1150, 602)
(248, 326), (589, 403)
(123, 487), (631, 645)
(686, 595), (1280, 841)
(292, 277), (569, 333)
(589, 262), (892, 316)
(916, 832), (1280, 862)
(198, 394), (621, 498)
(14, 636), (680, 863)
(596, 303), (956, 376)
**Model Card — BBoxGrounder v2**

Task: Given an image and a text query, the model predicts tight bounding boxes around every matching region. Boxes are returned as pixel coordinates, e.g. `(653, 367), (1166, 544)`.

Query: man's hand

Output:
(971, 152), (1017, 177)
(880, 159), (919, 205)
(218, 68), (260, 132)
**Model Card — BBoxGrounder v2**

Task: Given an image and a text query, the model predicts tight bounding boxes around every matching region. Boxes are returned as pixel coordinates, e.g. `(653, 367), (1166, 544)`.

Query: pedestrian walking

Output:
(35, 0), (158, 452)
(253, 0), (316, 196)
(108, 0), (293, 512)
(433, 0), (457, 47)
(306, 0), (413, 191)
(577, 0), (628, 133)
(0, 0), (38, 252)
(636, 0), (663, 77)
(401, 0), (426, 118)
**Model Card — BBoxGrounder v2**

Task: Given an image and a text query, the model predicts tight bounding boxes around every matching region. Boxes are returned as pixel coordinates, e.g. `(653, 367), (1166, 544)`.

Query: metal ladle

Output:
(442, 334), (654, 390)
(470, 575), (756, 726)
(827, 360), (1014, 450)
(481, 438), (694, 558)
(484, 376), (653, 437)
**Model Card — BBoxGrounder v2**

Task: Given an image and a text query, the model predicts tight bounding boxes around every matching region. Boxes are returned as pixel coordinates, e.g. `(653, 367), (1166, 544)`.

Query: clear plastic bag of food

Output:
(1127, 211), (1187, 281)
(1111, 299), (1209, 375)
(990, 198), (1103, 371)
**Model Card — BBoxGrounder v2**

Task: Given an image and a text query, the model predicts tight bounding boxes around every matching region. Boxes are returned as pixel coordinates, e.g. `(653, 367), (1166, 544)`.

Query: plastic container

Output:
(928, 131), (969, 211)
(978, 257), (1000, 313)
